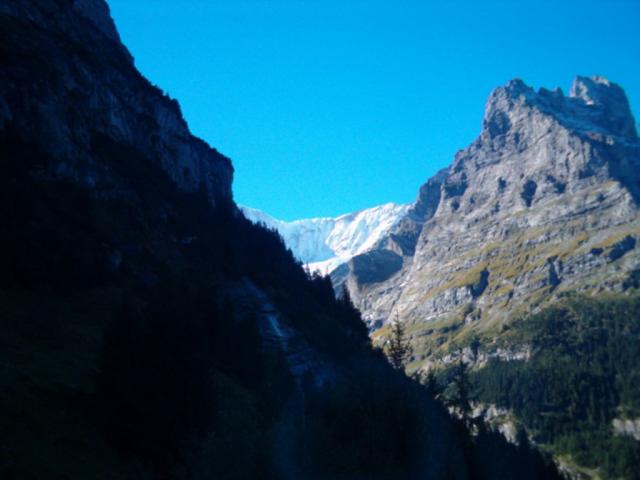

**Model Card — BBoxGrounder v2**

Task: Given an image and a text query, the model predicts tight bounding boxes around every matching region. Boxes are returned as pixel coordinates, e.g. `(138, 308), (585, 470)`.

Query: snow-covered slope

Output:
(241, 203), (411, 275)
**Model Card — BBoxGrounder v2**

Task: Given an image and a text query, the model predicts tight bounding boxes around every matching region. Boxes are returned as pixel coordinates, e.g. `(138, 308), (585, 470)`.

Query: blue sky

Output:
(107, 0), (639, 221)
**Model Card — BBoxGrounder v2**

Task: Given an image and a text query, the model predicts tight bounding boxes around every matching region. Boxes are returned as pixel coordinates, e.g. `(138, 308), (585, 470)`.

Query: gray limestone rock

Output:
(339, 77), (640, 365)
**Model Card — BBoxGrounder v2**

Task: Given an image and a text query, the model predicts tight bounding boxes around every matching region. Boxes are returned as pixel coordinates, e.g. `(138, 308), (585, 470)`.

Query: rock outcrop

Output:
(0, 0), (233, 204)
(338, 76), (640, 361)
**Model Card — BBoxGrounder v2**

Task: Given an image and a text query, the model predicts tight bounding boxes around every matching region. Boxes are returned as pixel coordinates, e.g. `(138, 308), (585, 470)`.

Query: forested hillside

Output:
(468, 296), (640, 479)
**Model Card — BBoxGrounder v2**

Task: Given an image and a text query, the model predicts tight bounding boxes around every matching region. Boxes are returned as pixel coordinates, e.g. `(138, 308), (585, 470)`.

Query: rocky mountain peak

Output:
(482, 78), (535, 138)
(570, 75), (615, 103)
(336, 76), (640, 336)
(569, 75), (637, 138)
(483, 76), (637, 142)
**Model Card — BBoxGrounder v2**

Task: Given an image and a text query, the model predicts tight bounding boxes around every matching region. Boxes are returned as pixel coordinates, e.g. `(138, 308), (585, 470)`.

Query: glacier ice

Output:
(241, 202), (410, 275)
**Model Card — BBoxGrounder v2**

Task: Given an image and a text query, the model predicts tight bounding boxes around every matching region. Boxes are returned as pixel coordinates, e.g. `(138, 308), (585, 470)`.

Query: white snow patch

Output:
(241, 202), (410, 275)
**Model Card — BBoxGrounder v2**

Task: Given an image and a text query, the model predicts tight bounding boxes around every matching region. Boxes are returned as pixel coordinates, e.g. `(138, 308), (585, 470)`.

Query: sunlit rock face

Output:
(0, 0), (233, 205)
(613, 417), (640, 441)
(337, 77), (640, 348)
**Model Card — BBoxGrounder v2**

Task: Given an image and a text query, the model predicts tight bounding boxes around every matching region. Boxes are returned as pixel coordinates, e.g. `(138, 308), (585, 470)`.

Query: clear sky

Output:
(107, 0), (639, 221)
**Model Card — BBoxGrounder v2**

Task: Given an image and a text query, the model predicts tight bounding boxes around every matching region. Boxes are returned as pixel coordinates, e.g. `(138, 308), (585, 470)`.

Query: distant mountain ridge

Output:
(241, 202), (410, 274)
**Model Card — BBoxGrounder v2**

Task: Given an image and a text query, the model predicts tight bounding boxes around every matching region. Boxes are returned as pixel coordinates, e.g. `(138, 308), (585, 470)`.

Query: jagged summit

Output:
(570, 75), (615, 102)
(483, 76), (637, 141)
(569, 75), (637, 138)
(334, 75), (640, 335)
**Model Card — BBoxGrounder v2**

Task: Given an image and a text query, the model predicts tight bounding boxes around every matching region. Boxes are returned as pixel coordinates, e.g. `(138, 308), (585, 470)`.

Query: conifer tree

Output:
(423, 370), (443, 398)
(449, 356), (473, 422)
(385, 320), (413, 371)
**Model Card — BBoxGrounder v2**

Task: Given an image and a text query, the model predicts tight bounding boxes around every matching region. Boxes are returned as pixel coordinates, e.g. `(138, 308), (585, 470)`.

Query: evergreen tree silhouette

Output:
(385, 319), (413, 371)
(449, 356), (473, 422)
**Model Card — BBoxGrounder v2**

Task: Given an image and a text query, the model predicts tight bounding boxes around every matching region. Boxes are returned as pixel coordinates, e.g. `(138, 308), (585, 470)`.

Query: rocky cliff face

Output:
(0, 0), (233, 204)
(339, 76), (640, 359)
